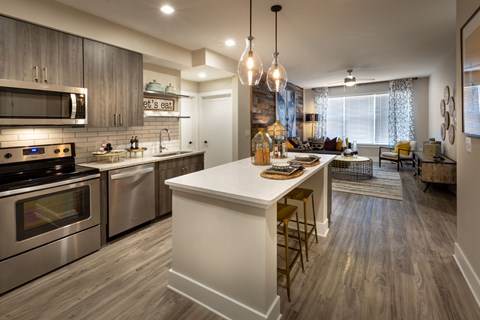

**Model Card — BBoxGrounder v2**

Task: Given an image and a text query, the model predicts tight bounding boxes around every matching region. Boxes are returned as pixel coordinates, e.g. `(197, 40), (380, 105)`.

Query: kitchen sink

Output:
(152, 151), (193, 157)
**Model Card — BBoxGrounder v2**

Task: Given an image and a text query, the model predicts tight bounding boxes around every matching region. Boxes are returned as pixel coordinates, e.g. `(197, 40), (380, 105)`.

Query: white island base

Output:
(166, 155), (335, 320)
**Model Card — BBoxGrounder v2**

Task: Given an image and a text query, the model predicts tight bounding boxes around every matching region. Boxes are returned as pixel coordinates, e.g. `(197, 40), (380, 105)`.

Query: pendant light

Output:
(267, 5), (287, 93)
(237, 0), (263, 86)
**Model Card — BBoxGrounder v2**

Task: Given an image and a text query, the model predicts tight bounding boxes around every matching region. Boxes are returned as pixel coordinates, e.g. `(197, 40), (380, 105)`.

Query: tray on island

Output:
(289, 155), (321, 166)
(264, 166), (300, 176)
(261, 164), (305, 180)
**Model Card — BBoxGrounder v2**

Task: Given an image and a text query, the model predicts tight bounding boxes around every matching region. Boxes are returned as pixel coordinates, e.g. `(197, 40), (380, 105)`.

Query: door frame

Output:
(198, 90), (233, 167)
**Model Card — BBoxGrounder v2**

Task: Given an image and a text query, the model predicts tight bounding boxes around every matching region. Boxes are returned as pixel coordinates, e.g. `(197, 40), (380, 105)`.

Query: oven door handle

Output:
(110, 167), (154, 180)
(0, 173), (100, 198)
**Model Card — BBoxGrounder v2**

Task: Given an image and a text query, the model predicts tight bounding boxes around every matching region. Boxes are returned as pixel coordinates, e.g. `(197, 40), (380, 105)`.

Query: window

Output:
(326, 93), (389, 144)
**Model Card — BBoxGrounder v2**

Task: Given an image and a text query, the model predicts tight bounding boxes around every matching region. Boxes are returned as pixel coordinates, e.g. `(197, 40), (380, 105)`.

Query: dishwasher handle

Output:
(110, 167), (154, 180)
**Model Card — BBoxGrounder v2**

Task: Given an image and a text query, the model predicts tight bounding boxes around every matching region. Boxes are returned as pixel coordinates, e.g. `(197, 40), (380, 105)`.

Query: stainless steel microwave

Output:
(0, 79), (87, 126)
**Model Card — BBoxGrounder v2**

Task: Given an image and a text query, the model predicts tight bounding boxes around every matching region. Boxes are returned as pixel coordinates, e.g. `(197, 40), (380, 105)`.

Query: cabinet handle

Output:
(43, 67), (48, 83)
(119, 114), (123, 126)
(113, 114), (117, 126)
(34, 66), (39, 82)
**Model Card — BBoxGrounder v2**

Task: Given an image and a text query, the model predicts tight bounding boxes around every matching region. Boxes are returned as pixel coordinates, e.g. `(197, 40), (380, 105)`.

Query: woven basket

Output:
(423, 142), (441, 157)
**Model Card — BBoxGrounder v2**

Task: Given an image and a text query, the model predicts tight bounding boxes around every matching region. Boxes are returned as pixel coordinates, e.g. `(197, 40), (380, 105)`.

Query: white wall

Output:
(455, 0), (480, 309)
(428, 50), (457, 159)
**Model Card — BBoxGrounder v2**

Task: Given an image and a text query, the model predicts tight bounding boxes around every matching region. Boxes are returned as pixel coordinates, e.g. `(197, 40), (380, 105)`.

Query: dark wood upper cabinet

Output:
(0, 15), (83, 87)
(84, 39), (143, 127)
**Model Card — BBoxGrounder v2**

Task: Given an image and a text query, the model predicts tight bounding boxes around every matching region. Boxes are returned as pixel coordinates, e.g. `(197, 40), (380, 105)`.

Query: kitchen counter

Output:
(166, 153), (335, 320)
(79, 150), (205, 171)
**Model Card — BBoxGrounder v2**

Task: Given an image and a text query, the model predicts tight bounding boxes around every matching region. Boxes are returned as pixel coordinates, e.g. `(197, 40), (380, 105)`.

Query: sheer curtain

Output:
(313, 87), (328, 138)
(388, 78), (414, 146)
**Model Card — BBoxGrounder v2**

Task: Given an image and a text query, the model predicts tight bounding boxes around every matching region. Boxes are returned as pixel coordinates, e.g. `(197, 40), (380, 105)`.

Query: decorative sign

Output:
(143, 98), (176, 112)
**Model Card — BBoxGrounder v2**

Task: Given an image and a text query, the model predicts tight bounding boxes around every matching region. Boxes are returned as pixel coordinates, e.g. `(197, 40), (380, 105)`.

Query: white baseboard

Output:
(168, 269), (281, 320)
(288, 218), (329, 237)
(317, 218), (329, 237)
(453, 242), (480, 309)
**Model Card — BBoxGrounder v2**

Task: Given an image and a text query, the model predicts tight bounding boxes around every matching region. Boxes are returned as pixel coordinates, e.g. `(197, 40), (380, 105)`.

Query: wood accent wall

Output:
(250, 76), (304, 139)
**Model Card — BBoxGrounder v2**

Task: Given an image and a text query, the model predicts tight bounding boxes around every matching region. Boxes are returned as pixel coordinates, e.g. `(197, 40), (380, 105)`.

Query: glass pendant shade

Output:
(238, 37), (263, 86)
(267, 55), (287, 92)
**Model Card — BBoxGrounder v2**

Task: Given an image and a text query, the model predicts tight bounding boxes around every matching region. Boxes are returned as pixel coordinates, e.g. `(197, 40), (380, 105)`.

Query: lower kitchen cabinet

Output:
(157, 154), (204, 216)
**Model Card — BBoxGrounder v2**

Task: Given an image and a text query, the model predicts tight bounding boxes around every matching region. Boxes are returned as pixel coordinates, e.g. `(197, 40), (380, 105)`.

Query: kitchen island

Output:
(165, 154), (335, 320)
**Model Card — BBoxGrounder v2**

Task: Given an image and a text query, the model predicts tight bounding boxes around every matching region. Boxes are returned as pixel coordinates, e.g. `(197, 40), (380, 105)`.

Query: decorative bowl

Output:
(146, 80), (165, 92)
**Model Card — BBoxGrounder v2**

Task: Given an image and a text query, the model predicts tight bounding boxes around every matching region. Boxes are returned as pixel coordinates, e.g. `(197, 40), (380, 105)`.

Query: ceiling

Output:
(54, 0), (456, 89)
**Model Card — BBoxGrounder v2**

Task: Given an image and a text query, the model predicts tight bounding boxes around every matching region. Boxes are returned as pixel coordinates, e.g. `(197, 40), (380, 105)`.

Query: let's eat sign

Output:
(143, 98), (176, 112)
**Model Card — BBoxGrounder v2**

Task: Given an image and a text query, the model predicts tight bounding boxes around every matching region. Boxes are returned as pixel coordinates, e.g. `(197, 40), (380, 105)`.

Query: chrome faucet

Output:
(159, 128), (171, 153)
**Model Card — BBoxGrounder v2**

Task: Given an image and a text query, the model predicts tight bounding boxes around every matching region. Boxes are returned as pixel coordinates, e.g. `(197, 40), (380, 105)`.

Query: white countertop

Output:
(79, 150), (205, 171)
(166, 153), (335, 208)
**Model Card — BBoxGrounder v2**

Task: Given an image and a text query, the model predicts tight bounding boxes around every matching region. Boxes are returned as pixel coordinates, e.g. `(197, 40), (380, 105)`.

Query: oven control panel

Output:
(0, 143), (74, 164)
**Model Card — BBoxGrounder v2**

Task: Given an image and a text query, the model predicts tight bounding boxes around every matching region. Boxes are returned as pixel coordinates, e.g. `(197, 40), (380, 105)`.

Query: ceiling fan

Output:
(328, 69), (375, 88)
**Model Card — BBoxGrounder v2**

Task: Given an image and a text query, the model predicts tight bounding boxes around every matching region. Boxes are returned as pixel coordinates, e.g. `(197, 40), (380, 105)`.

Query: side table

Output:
(413, 152), (456, 192)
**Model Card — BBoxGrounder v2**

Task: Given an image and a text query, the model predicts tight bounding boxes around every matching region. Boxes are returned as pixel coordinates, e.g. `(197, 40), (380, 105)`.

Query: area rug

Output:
(332, 165), (403, 201)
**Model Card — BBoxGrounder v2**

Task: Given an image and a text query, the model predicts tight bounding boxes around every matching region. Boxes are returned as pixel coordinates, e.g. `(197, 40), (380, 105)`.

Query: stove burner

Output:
(0, 143), (99, 194)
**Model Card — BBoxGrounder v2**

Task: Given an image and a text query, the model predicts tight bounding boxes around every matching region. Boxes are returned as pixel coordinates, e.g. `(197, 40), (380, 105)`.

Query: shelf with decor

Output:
(143, 90), (190, 99)
(143, 90), (191, 118)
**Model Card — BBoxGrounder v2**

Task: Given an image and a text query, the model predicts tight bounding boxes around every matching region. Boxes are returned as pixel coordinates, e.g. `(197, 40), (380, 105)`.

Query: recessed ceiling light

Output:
(225, 39), (235, 47)
(198, 73), (206, 78)
(160, 5), (174, 14)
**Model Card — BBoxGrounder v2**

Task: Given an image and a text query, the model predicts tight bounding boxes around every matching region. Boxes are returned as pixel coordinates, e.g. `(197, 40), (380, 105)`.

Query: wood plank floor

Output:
(1, 163), (479, 320)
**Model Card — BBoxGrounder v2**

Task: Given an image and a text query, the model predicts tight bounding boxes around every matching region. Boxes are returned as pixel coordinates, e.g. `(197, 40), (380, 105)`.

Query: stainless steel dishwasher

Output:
(108, 163), (155, 237)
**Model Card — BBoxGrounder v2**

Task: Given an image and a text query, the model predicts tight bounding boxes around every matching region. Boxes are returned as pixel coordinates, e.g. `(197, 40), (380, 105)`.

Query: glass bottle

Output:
(130, 136), (135, 150)
(133, 136), (139, 149)
(251, 128), (272, 166)
(268, 120), (287, 159)
(352, 141), (358, 157)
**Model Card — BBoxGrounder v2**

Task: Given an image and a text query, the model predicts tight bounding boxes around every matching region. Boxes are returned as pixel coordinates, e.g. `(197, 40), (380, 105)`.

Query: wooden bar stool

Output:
(284, 188), (318, 262)
(277, 203), (304, 302)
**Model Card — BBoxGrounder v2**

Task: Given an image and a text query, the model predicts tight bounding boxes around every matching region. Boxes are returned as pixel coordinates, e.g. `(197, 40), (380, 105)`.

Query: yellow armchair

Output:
(379, 141), (417, 171)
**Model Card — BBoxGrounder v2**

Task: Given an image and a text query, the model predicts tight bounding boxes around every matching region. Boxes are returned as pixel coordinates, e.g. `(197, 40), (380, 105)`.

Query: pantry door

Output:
(199, 90), (233, 168)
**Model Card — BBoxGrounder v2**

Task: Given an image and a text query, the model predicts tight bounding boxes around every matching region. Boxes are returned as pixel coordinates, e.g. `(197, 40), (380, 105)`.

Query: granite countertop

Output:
(79, 150), (205, 171)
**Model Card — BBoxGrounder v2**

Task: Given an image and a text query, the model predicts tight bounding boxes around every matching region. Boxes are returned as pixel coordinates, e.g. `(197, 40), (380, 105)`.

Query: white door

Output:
(199, 91), (233, 168)
(180, 92), (199, 150)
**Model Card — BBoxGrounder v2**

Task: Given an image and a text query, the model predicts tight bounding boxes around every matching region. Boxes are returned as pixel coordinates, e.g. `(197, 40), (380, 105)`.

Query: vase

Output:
(251, 128), (272, 166)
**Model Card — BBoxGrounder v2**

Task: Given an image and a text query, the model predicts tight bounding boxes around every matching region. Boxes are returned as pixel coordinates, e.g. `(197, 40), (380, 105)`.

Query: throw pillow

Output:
(336, 138), (343, 151)
(291, 137), (302, 148)
(324, 137), (337, 151)
(288, 138), (298, 148)
(336, 137), (349, 151)
(394, 141), (410, 155)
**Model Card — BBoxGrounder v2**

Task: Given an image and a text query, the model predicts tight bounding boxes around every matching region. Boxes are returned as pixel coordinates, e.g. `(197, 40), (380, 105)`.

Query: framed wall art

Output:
(461, 6), (480, 138)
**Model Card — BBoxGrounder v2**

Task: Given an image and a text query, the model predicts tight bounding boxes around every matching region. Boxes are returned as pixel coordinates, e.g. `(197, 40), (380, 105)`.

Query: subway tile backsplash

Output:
(0, 118), (180, 164)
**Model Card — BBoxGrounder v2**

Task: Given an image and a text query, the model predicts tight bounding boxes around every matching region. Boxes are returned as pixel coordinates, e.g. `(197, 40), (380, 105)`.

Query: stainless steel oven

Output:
(0, 143), (100, 294)
(0, 79), (87, 126)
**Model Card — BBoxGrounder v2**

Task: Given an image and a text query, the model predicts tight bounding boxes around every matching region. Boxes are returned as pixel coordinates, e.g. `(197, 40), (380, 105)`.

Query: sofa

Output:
(288, 137), (350, 155)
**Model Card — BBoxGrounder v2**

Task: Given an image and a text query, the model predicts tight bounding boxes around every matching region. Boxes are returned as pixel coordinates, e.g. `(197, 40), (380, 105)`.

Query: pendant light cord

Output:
(274, 8), (278, 64)
(249, 0), (253, 51)
(271, 5), (282, 65)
